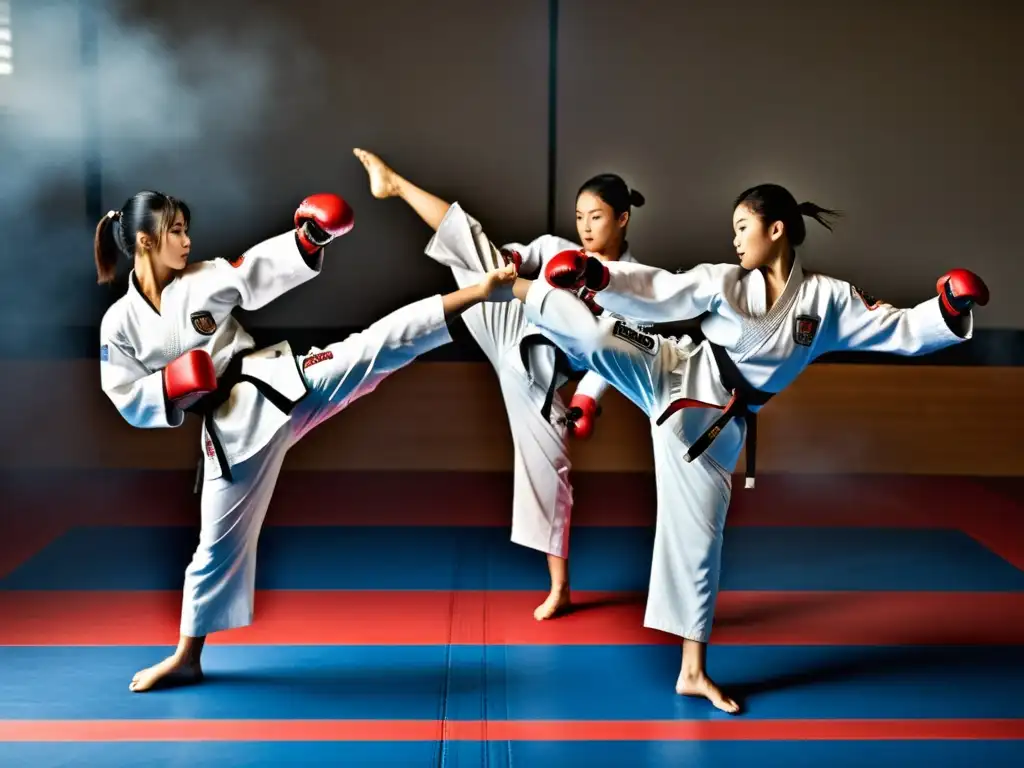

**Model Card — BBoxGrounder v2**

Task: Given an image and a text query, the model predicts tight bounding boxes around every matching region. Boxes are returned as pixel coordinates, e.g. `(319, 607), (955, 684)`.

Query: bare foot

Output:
(676, 669), (740, 714)
(353, 148), (401, 199)
(533, 587), (572, 620)
(129, 654), (203, 693)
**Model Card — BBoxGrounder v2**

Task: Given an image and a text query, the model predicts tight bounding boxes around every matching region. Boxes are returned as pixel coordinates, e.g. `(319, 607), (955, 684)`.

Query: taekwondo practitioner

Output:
(490, 182), (986, 713)
(95, 189), (517, 692)
(354, 148), (645, 620)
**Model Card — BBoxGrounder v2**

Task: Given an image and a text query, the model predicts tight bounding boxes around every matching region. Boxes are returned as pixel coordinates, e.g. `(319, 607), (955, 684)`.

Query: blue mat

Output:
(1, 740), (1022, 768)
(2, 645), (1022, 721)
(3, 525), (1022, 591)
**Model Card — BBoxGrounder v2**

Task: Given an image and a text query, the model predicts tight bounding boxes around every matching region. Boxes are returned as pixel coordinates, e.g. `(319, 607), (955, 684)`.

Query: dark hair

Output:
(93, 191), (191, 284)
(733, 183), (839, 247)
(576, 173), (646, 218)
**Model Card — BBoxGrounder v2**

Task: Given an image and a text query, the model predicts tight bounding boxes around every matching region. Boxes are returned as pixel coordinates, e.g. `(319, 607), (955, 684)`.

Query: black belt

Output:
(519, 335), (582, 423)
(655, 343), (774, 489)
(185, 348), (299, 489)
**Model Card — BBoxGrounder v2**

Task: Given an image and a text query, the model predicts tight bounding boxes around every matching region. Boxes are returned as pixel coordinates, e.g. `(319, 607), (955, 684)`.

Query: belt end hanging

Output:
(744, 476), (756, 490)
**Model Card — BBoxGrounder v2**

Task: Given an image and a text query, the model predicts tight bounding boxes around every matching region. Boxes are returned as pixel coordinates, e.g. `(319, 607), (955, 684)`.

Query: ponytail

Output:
(94, 211), (122, 285)
(734, 184), (841, 247)
(797, 201), (841, 233)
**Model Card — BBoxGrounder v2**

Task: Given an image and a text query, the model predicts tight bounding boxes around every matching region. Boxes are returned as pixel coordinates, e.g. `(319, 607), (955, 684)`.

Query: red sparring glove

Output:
(544, 250), (611, 292)
(937, 269), (989, 316)
(579, 287), (603, 316)
(565, 394), (600, 440)
(163, 349), (217, 411)
(545, 249), (588, 289)
(295, 193), (355, 255)
(499, 248), (523, 271)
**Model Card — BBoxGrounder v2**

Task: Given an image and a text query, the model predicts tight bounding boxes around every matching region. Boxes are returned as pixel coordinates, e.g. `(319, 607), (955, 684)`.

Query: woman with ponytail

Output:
(354, 148), (648, 621)
(506, 182), (989, 713)
(94, 189), (516, 692)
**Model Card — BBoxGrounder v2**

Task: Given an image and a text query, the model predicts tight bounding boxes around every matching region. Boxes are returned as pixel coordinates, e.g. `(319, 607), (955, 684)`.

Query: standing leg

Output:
(130, 430), (291, 692)
(514, 276), (741, 710)
(647, 414), (739, 714)
(498, 366), (575, 619)
(356, 155), (577, 617)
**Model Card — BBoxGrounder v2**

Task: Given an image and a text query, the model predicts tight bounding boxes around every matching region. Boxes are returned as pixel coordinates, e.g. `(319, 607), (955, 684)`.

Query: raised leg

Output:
(353, 148), (451, 231)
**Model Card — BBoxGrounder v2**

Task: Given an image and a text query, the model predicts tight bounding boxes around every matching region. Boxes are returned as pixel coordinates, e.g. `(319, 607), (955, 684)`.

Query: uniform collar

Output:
(128, 270), (162, 316)
(748, 255), (804, 317)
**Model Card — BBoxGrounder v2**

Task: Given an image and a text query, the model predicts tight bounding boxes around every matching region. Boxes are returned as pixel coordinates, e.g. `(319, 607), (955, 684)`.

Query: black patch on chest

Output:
(793, 314), (820, 347)
(191, 311), (217, 336)
(612, 320), (657, 355)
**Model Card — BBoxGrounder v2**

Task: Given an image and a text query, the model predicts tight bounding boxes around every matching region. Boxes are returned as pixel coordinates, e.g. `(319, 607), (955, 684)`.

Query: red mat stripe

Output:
(3, 590), (1023, 647)
(1, 719), (1021, 742)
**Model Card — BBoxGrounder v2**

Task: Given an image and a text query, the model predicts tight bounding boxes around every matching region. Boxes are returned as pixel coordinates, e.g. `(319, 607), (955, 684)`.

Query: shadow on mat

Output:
(728, 644), (1021, 707)
(712, 592), (841, 629)
(558, 591), (646, 617)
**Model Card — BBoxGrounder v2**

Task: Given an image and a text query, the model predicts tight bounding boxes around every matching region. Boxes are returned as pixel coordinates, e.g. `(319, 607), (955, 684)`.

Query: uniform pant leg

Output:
(424, 202), (574, 557)
(424, 201), (528, 369)
(290, 295), (453, 438)
(500, 367), (574, 558)
(523, 278), (670, 418)
(181, 428), (290, 637)
(643, 413), (733, 643)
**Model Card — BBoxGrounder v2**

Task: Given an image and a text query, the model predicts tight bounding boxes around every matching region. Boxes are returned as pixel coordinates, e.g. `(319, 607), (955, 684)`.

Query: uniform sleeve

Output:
(99, 322), (183, 430)
(573, 370), (611, 401)
(500, 234), (566, 279)
(819, 279), (971, 356)
(216, 231), (322, 311)
(596, 261), (726, 324)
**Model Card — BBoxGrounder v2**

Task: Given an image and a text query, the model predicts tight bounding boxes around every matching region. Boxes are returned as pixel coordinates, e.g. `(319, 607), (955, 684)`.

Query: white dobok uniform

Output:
(521, 258), (972, 642)
(100, 233), (453, 636)
(423, 202), (638, 559)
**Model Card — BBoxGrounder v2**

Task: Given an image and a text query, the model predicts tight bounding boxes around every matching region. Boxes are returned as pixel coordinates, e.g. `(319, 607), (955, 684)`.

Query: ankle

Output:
(679, 666), (705, 683)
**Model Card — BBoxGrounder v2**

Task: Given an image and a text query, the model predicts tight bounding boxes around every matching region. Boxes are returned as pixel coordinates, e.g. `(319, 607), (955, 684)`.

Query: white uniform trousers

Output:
(523, 279), (738, 643)
(180, 295), (452, 637)
(424, 204), (574, 559)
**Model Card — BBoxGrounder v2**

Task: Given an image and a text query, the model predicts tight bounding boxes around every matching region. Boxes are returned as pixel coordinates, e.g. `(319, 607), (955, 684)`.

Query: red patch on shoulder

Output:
(302, 351), (334, 369)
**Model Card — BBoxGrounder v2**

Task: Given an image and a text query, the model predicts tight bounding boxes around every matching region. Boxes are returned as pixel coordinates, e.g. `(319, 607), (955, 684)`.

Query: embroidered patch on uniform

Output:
(100, 344), (109, 362)
(793, 314), (820, 347)
(612, 320), (657, 355)
(205, 437), (215, 458)
(303, 350), (334, 369)
(191, 311), (217, 336)
(851, 284), (882, 310)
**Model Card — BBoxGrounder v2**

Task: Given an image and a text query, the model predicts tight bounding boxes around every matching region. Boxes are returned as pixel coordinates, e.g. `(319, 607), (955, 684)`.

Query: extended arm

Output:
(544, 251), (725, 324)
(821, 269), (988, 356)
(217, 193), (354, 311)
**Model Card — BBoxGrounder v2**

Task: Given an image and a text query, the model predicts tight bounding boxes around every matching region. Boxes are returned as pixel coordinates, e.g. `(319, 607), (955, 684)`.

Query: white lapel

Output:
(736, 257), (805, 358)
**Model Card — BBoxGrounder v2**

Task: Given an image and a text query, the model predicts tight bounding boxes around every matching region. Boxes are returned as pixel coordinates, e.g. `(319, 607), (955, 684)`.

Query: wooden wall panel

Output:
(1, 362), (1020, 476)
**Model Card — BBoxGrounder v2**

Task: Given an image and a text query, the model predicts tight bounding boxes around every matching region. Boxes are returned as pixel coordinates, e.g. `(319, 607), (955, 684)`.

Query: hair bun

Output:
(629, 189), (646, 208)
